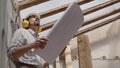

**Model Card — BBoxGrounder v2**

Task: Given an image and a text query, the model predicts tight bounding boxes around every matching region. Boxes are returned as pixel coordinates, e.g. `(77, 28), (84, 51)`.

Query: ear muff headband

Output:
(23, 19), (42, 32)
(37, 27), (42, 32)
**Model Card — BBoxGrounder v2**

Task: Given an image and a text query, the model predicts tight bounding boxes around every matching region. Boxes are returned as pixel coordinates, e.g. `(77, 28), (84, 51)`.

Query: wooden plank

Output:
(40, 0), (93, 18)
(83, 0), (120, 15)
(65, 45), (72, 68)
(83, 8), (120, 26)
(11, 0), (18, 11)
(40, 0), (119, 18)
(42, 20), (56, 31)
(18, 0), (49, 10)
(55, 57), (61, 68)
(77, 35), (92, 68)
(41, 0), (120, 31)
(41, 13), (120, 37)
(75, 14), (120, 36)
(42, 9), (120, 31)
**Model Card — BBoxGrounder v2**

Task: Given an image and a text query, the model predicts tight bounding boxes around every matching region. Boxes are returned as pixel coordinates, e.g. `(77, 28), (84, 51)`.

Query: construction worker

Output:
(7, 13), (48, 68)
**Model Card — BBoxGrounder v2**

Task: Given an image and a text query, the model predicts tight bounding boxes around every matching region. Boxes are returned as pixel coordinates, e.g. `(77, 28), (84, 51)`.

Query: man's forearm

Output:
(12, 43), (34, 59)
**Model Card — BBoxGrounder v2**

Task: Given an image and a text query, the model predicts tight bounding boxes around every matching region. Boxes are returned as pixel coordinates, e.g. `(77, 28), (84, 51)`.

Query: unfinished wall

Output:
(0, 0), (18, 68)
(0, 0), (8, 68)
(86, 19), (120, 68)
(67, 19), (120, 68)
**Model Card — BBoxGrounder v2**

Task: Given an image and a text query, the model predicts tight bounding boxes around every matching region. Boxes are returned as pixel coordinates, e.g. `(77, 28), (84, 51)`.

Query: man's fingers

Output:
(36, 39), (47, 47)
(38, 39), (47, 44)
(39, 37), (48, 41)
(34, 37), (48, 49)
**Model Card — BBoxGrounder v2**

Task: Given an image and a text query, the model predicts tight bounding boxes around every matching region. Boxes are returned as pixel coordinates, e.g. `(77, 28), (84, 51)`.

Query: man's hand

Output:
(32, 37), (48, 49)
(43, 62), (49, 68)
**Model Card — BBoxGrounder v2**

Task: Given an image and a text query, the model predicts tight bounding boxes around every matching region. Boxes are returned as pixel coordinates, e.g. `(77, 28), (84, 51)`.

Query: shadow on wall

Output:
(91, 32), (120, 50)
(91, 19), (120, 68)
(107, 19), (120, 68)
(91, 19), (120, 51)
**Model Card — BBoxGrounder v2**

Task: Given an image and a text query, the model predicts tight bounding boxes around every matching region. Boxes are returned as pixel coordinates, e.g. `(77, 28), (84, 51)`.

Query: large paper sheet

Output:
(35, 2), (84, 64)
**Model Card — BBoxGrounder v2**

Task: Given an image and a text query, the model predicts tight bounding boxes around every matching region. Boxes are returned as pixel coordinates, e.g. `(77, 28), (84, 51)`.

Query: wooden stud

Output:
(55, 57), (61, 68)
(65, 45), (72, 68)
(77, 35), (92, 68)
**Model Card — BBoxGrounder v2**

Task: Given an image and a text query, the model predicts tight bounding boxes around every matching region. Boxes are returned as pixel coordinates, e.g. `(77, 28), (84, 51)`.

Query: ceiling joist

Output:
(41, 0), (120, 31)
(75, 14), (120, 37)
(40, 0), (93, 18)
(42, 9), (120, 32)
(83, 0), (120, 15)
(83, 8), (120, 26)
(18, 0), (49, 10)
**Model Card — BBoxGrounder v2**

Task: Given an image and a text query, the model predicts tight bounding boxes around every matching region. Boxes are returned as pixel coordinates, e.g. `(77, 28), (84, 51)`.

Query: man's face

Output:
(29, 17), (40, 32)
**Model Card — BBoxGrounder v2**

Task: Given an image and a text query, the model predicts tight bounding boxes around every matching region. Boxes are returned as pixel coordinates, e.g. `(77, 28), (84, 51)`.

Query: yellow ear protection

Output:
(37, 26), (42, 32)
(22, 19), (42, 32)
(22, 19), (29, 28)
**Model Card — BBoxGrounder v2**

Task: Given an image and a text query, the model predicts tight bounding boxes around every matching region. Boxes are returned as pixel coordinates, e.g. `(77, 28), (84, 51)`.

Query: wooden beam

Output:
(65, 45), (72, 68)
(75, 14), (120, 37)
(83, 0), (120, 15)
(40, 0), (119, 18)
(83, 8), (120, 26)
(40, 0), (93, 18)
(42, 20), (56, 31)
(55, 57), (61, 68)
(43, 13), (120, 37)
(18, 0), (49, 10)
(11, 0), (18, 11)
(41, 0), (120, 31)
(42, 9), (120, 31)
(77, 35), (92, 68)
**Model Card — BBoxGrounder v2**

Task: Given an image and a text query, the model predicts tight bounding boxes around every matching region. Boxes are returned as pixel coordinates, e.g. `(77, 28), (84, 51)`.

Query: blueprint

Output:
(35, 2), (84, 64)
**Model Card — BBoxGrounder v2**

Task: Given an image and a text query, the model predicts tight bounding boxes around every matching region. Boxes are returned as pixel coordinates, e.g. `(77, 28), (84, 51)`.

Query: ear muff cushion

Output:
(38, 27), (42, 32)
(23, 20), (29, 28)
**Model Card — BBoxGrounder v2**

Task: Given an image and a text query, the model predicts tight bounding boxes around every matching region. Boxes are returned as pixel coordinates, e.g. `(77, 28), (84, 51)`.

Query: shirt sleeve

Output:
(7, 29), (27, 61)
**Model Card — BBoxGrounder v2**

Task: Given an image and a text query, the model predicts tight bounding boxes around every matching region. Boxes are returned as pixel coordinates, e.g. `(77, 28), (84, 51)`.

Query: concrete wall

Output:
(0, 0), (18, 68)
(67, 19), (120, 68)
(0, 0), (8, 68)
(89, 19), (120, 68)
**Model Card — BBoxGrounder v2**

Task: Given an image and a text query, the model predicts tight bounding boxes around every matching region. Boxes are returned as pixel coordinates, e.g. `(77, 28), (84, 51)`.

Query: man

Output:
(7, 13), (48, 68)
